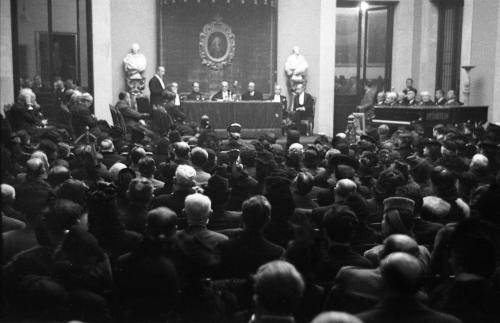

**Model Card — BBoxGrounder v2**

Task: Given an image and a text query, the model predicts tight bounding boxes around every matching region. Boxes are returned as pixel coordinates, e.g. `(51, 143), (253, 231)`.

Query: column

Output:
(316, 0), (336, 136)
(460, 0), (474, 104)
(0, 0), (14, 114)
(91, 0), (113, 124)
(492, 0), (500, 123)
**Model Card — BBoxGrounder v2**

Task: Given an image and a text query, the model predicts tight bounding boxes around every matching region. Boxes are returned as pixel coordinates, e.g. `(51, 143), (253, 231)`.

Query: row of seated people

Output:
(375, 89), (462, 107)
(2, 93), (500, 323)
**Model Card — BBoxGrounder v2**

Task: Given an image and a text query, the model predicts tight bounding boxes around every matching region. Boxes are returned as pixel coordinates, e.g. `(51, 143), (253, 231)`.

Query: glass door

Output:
(334, 1), (394, 133)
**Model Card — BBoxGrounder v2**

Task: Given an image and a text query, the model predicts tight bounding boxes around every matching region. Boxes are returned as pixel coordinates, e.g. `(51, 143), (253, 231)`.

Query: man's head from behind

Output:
(242, 195), (271, 232)
(184, 193), (212, 227)
(323, 205), (358, 244)
(138, 156), (157, 178)
(127, 178), (154, 205)
(174, 164), (196, 190)
(311, 312), (363, 323)
(253, 260), (305, 316)
(1, 184), (16, 206)
(380, 234), (419, 260)
(334, 179), (357, 201)
(380, 252), (425, 296)
(146, 207), (177, 245)
(190, 147), (208, 168)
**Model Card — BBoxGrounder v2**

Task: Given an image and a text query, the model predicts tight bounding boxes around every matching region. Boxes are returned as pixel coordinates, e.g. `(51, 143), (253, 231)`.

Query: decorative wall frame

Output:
(199, 16), (236, 70)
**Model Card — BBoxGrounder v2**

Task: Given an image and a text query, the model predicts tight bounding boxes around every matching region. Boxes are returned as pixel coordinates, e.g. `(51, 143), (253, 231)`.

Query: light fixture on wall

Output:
(360, 1), (369, 13)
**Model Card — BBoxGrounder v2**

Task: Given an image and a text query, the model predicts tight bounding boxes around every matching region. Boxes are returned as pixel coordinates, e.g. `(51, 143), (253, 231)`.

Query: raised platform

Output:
(183, 101), (283, 138)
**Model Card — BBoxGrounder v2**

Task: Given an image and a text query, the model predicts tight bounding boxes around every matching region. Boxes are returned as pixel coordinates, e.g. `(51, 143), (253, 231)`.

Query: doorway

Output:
(334, 1), (394, 133)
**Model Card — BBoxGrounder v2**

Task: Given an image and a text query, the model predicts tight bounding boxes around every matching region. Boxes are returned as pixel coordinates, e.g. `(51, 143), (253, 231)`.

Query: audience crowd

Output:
(2, 77), (500, 323)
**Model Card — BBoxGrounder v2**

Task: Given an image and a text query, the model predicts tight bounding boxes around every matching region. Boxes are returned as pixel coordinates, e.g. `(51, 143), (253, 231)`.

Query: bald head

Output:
(380, 234), (419, 259)
(26, 158), (46, 178)
(334, 179), (357, 199)
(1, 184), (16, 204)
(312, 312), (363, 323)
(381, 252), (425, 295)
(146, 207), (178, 239)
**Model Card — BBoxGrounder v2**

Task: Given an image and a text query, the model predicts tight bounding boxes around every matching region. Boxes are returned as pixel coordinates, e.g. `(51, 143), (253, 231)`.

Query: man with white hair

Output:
(212, 81), (232, 101)
(2, 184), (26, 233)
(70, 91), (98, 136)
(419, 91), (434, 106)
(176, 193), (228, 253)
(152, 164), (198, 229)
(9, 88), (44, 133)
(384, 92), (398, 106)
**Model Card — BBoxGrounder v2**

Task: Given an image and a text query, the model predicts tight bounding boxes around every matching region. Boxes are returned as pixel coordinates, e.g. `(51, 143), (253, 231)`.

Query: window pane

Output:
(335, 7), (359, 95)
(17, 0), (49, 89)
(52, 0), (79, 85)
(365, 9), (388, 91)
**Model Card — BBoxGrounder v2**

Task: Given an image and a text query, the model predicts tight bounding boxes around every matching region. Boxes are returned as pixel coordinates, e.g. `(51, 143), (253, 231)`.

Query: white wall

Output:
(92, 0), (113, 123)
(110, 0), (157, 102)
(277, 0), (321, 100)
(467, 0), (500, 122)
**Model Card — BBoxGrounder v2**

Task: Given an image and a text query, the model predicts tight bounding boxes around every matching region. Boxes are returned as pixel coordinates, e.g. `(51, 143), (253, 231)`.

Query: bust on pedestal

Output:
(285, 46), (309, 101)
(123, 43), (147, 109)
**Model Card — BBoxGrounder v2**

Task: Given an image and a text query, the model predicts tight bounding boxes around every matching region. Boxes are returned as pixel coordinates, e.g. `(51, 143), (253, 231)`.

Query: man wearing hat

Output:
(221, 123), (252, 151)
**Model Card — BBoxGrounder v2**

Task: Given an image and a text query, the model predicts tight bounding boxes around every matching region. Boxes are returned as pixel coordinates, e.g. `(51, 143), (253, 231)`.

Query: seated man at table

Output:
(292, 83), (314, 127)
(211, 81), (232, 101)
(418, 91), (434, 106)
(186, 82), (203, 101)
(268, 85), (288, 118)
(402, 89), (417, 106)
(435, 89), (446, 105)
(445, 89), (463, 105)
(242, 82), (263, 101)
(383, 92), (398, 106)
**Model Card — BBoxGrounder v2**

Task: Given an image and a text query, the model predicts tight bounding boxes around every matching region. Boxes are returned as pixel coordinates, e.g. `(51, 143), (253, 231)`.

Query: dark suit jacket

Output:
(324, 266), (382, 313)
(211, 90), (232, 101)
(357, 296), (461, 323)
(216, 230), (284, 278)
(241, 91), (263, 101)
(70, 104), (98, 137)
(267, 94), (288, 116)
(435, 98), (447, 105)
(116, 100), (144, 129)
(101, 151), (127, 169)
(186, 92), (203, 101)
(149, 76), (165, 106)
(316, 244), (373, 283)
(9, 103), (42, 133)
(293, 92), (314, 119)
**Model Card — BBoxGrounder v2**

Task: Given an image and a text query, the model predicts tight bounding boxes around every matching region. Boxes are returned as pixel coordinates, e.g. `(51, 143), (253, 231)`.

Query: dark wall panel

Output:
(159, 1), (276, 96)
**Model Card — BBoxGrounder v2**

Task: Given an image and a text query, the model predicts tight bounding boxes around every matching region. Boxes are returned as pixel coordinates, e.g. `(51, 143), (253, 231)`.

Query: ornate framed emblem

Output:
(199, 16), (236, 70)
